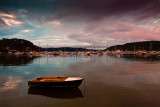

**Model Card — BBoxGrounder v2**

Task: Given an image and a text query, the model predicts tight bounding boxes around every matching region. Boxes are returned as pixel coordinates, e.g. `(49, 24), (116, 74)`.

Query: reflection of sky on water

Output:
(0, 55), (88, 94)
(1, 55), (160, 106)
(0, 55), (87, 77)
(1, 55), (160, 89)
(65, 55), (160, 88)
(0, 76), (22, 93)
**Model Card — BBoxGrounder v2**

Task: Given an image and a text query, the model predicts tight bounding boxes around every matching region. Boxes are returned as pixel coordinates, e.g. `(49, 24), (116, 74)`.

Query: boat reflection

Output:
(28, 87), (84, 99)
(0, 56), (40, 66)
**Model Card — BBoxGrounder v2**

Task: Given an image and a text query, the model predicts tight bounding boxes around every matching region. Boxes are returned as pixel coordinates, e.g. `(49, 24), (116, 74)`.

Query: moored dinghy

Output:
(28, 77), (84, 88)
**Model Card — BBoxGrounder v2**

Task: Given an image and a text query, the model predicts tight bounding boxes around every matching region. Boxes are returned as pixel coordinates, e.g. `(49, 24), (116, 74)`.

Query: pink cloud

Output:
(68, 19), (160, 46)
(112, 25), (160, 41)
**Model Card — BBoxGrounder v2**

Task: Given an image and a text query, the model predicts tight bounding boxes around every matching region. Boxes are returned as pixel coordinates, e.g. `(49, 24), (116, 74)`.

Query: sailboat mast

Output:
(39, 41), (40, 52)
(47, 44), (48, 52)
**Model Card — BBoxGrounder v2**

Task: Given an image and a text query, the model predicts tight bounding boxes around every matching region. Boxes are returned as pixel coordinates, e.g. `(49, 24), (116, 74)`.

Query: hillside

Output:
(0, 38), (41, 52)
(106, 41), (160, 51)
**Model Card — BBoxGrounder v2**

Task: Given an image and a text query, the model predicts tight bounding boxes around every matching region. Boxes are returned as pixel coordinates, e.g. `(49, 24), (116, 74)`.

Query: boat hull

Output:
(28, 77), (83, 88)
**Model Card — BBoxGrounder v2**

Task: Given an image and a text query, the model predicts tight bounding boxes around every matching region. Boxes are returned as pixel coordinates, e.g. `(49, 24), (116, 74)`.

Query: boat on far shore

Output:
(28, 77), (84, 88)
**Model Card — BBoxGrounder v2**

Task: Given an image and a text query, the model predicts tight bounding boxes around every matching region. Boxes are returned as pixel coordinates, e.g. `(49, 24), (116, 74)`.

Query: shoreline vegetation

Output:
(1, 38), (160, 59)
(106, 41), (160, 51)
(0, 38), (42, 52)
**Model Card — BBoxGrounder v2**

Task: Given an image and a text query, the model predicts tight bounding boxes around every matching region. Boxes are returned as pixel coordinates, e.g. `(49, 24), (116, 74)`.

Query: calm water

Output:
(1, 54), (160, 107)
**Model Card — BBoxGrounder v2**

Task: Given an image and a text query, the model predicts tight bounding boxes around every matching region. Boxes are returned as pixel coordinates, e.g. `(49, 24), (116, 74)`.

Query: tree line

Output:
(0, 38), (42, 52)
(106, 41), (160, 51)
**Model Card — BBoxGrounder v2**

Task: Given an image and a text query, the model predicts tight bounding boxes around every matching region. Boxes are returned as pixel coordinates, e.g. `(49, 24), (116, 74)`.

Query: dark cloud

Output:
(0, 0), (160, 22)
(55, 0), (160, 20)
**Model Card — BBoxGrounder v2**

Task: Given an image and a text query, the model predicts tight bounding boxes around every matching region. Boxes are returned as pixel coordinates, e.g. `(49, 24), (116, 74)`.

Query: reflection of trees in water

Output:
(121, 55), (160, 62)
(0, 56), (40, 66)
(28, 87), (84, 99)
(107, 54), (160, 62)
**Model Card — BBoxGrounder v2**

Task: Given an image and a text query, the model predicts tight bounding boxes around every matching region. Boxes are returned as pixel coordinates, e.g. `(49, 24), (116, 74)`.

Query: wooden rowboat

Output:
(28, 77), (83, 88)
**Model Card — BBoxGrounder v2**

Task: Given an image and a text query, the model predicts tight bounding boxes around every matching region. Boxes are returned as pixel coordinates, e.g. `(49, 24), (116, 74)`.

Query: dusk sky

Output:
(0, 0), (160, 48)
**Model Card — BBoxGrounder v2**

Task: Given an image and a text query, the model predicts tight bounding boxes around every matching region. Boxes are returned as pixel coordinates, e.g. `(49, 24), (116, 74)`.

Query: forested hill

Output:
(106, 41), (160, 51)
(0, 38), (41, 52)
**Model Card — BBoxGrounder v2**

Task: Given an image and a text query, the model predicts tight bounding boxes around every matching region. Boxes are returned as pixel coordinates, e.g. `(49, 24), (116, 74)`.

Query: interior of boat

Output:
(33, 77), (68, 82)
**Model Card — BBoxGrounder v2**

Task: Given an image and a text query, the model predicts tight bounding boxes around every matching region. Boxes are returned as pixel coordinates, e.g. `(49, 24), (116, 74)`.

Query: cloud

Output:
(0, 12), (22, 27)
(0, 28), (20, 36)
(0, 0), (160, 47)
(0, 13), (15, 18)
(47, 21), (62, 27)
(0, 0), (160, 22)
(1, 18), (22, 26)
(112, 27), (160, 41)
(22, 29), (32, 33)
(68, 19), (160, 46)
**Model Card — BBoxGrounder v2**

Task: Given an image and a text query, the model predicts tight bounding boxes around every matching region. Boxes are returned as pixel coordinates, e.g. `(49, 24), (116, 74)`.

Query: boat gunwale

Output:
(28, 77), (84, 82)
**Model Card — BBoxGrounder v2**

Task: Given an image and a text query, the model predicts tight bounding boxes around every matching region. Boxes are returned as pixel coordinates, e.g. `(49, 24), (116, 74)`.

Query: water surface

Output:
(1, 54), (160, 107)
